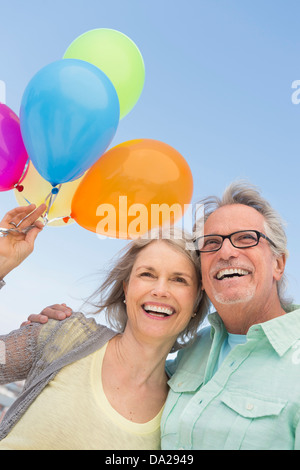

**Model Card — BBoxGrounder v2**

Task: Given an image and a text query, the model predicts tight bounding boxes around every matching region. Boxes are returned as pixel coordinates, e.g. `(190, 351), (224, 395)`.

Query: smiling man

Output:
(161, 181), (300, 450)
(199, 202), (286, 334)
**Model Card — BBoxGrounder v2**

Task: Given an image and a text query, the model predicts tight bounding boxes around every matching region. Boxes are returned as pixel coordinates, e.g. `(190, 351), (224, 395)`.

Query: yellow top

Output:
(0, 343), (163, 450)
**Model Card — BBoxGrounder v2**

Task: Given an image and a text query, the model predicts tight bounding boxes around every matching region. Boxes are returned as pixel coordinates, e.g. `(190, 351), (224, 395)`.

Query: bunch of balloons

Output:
(0, 28), (193, 237)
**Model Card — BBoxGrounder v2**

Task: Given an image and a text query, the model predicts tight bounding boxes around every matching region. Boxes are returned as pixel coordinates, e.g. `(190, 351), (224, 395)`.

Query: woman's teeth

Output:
(143, 304), (175, 317)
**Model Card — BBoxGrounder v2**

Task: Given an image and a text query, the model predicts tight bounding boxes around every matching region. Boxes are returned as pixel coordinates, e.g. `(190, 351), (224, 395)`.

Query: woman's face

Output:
(123, 240), (199, 344)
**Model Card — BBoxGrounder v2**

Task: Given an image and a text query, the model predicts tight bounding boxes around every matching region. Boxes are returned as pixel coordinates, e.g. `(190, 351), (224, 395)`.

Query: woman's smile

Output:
(142, 301), (176, 319)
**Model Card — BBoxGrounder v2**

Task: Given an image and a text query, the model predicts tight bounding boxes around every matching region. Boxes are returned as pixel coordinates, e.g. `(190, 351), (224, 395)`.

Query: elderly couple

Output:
(0, 181), (299, 450)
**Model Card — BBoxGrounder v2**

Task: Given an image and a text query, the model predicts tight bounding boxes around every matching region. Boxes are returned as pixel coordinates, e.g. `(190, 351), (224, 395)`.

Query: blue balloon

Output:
(20, 59), (120, 186)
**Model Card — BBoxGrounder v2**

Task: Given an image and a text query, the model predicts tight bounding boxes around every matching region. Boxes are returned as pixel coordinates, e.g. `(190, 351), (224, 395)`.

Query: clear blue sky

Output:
(1, 0), (299, 333)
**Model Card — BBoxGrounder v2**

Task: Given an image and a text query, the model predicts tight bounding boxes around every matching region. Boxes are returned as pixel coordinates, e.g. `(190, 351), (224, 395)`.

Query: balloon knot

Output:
(16, 184), (24, 192)
(63, 217), (70, 224)
(51, 187), (59, 195)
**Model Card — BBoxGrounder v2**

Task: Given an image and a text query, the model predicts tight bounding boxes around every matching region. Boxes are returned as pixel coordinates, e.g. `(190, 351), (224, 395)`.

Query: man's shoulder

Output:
(182, 325), (213, 358)
(166, 325), (213, 378)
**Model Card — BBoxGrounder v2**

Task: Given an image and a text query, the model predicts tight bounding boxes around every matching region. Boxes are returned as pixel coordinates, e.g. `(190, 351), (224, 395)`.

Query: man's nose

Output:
(218, 237), (240, 259)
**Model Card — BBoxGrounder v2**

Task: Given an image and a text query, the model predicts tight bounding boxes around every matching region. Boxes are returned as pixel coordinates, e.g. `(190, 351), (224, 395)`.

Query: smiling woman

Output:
(120, 239), (201, 349)
(0, 210), (208, 450)
(86, 226), (207, 349)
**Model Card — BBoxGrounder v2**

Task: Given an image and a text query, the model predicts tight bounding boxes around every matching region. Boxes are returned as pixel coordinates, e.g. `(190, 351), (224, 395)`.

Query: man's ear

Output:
(273, 254), (286, 281)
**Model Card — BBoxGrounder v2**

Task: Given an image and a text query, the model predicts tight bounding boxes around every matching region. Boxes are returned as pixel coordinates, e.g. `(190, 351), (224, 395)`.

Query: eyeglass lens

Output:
(198, 230), (259, 252)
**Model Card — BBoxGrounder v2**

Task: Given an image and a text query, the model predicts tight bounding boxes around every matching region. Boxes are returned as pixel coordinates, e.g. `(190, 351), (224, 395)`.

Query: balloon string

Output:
(45, 215), (72, 224)
(43, 185), (62, 225)
(17, 183), (72, 225)
(13, 158), (30, 192)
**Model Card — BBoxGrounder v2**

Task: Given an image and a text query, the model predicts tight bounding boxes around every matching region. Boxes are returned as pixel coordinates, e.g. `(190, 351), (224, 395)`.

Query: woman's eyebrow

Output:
(135, 265), (193, 279)
(135, 265), (155, 272)
(172, 271), (193, 279)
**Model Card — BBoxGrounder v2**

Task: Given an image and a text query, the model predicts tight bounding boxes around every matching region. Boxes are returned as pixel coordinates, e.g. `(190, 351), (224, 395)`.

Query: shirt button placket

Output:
(177, 394), (204, 450)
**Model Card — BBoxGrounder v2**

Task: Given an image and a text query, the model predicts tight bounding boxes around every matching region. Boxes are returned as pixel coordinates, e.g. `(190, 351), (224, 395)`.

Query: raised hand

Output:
(0, 204), (46, 279)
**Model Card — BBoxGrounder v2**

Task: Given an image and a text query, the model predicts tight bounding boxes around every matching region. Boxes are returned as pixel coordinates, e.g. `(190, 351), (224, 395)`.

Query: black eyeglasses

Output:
(195, 230), (276, 253)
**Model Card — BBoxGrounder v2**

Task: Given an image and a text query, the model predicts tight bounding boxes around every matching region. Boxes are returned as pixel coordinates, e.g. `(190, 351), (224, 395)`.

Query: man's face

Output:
(200, 204), (285, 310)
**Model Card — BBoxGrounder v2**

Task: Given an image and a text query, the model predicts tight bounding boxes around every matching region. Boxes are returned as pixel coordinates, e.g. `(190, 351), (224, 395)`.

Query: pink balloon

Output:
(0, 104), (29, 191)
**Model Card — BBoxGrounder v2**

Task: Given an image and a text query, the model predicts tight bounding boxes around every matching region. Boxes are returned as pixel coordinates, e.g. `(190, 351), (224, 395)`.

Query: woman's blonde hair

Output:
(86, 226), (209, 350)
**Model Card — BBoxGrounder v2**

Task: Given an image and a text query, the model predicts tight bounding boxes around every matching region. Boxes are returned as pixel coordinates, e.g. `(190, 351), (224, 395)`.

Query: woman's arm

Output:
(0, 204), (46, 383)
(0, 323), (42, 384)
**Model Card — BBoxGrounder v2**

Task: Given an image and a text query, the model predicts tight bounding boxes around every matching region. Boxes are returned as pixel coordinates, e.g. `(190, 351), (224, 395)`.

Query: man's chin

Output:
(212, 288), (255, 305)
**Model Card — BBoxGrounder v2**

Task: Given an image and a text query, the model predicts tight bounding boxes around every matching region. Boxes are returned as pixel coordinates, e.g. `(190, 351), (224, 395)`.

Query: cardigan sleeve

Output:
(0, 312), (115, 386)
(0, 323), (42, 384)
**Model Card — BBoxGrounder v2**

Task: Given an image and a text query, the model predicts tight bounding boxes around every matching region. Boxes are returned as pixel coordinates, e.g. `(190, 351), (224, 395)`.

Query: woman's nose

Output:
(151, 279), (170, 297)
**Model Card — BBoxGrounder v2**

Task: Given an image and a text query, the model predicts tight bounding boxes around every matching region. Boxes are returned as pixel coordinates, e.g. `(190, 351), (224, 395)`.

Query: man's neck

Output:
(215, 296), (286, 334)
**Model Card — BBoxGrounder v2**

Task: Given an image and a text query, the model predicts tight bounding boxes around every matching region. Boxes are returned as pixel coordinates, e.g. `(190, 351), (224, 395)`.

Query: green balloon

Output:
(63, 29), (145, 119)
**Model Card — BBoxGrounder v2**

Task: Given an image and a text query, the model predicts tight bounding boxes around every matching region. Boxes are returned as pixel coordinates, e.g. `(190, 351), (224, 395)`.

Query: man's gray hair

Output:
(196, 180), (292, 310)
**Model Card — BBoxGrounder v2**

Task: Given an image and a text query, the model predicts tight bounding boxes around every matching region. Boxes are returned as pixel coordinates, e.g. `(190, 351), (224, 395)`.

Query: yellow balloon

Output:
(14, 162), (84, 227)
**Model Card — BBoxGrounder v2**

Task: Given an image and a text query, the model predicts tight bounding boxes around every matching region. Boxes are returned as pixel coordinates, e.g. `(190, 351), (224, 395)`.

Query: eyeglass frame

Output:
(195, 230), (277, 253)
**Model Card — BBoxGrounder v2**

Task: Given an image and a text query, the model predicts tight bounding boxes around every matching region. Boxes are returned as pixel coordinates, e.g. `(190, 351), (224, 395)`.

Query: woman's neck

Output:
(108, 329), (172, 386)
(102, 328), (171, 423)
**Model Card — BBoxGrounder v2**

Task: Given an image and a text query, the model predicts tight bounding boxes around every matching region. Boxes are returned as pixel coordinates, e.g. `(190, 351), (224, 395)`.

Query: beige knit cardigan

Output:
(0, 312), (117, 440)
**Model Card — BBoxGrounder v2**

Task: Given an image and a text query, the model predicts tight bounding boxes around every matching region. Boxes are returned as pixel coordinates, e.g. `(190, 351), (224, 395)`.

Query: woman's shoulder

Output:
(36, 312), (116, 361)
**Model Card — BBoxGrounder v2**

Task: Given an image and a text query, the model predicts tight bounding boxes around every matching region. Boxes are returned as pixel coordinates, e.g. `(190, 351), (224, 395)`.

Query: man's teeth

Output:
(216, 268), (250, 280)
(143, 304), (174, 316)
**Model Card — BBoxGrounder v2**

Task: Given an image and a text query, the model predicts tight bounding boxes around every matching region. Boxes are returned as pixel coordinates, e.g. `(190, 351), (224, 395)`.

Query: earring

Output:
(191, 312), (197, 318)
(123, 299), (126, 304)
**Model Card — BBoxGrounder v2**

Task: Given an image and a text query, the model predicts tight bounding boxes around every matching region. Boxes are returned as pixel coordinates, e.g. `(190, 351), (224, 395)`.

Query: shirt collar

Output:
(255, 307), (300, 356)
(208, 311), (225, 337)
(208, 306), (300, 357)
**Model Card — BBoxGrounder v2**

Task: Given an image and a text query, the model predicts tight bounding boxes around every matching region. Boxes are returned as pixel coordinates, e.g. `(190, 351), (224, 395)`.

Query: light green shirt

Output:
(161, 307), (300, 450)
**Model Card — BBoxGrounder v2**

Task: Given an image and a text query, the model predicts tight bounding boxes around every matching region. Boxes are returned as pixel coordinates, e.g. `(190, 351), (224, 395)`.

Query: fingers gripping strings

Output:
(0, 185), (63, 238)
(0, 226), (35, 237)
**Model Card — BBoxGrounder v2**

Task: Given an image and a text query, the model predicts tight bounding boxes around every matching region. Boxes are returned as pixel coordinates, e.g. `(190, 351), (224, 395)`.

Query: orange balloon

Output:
(71, 139), (194, 239)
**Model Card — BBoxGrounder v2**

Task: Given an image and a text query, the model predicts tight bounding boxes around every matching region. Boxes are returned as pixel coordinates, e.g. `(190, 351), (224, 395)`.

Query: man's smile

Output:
(215, 268), (251, 281)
